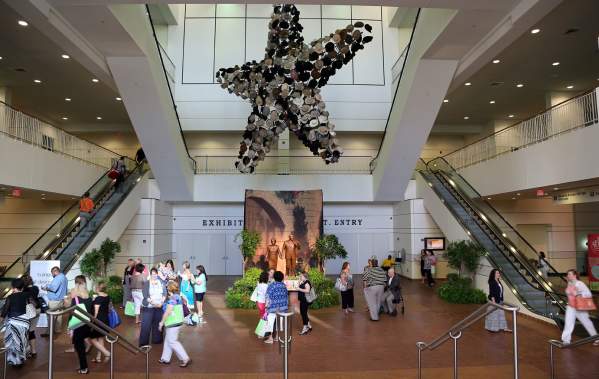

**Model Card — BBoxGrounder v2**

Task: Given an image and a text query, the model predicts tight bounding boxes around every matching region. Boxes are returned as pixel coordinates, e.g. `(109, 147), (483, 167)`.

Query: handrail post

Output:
(277, 311), (293, 379)
(418, 347), (422, 379)
(106, 335), (118, 379)
(512, 308), (519, 379)
(2, 348), (6, 379)
(48, 312), (55, 379)
(449, 331), (462, 379)
(549, 343), (555, 379)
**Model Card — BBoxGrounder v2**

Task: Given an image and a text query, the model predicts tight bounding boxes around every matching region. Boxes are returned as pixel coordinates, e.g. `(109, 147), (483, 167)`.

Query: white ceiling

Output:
(0, 1), (132, 132)
(435, 0), (599, 128)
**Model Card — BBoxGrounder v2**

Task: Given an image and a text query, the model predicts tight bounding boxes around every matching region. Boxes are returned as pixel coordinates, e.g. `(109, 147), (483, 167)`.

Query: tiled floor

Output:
(10, 276), (599, 378)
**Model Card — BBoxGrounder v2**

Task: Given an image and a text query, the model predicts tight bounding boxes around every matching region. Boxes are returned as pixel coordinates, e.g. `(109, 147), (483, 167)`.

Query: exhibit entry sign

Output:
(588, 234), (599, 291)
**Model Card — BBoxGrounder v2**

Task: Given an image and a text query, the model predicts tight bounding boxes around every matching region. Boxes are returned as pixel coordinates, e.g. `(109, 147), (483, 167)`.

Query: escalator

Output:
(1, 158), (148, 291)
(417, 157), (599, 330)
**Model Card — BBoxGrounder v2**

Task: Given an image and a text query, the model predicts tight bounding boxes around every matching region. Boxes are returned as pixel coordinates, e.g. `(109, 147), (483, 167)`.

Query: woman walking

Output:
(297, 271), (313, 335)
(158, 282), (191, 367)
(194, 265), (207, 320)
(1, 278), (30, 367)
(561, 269), (599, 346)
(336, 262), (354, 314)
(423, 251), (435, 287)
(179, 262), (195, 313)
(254, 271), (269, 318)
(68, 275), (94, 374)
(130, 264), (145, 324)
(485, 269), (511, 333)
(90, 282), (111, 363)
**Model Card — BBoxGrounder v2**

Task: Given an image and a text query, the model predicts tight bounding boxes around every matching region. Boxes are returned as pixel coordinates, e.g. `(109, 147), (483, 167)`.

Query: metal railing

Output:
(276, 311), (293, 379)
(416, 301), (519, 379)
(548, 334), (599, 379)
(0, 101), (122, 168)
(194, 154), (373, 174)
(444, 88), (599, 170)
(0, 347), (6, 379)
(47, 306), (151, 379)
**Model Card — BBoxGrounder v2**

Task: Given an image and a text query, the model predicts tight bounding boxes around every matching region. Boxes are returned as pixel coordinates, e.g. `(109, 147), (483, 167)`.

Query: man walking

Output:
(362, 258), (387, 321)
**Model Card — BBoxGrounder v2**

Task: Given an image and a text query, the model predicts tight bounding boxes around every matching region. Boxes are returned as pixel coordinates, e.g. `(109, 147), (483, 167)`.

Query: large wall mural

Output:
(216, 4), (373, 173)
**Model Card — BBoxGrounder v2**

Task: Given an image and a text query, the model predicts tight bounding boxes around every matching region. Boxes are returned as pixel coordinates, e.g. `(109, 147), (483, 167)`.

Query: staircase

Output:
(417, 157), (599, 331)
(1, 158), (148, 288)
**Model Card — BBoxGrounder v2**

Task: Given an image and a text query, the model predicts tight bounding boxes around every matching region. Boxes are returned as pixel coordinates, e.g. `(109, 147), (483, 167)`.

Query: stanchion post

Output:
(449, 331), (462, 379)
(512, 308), (519, 379)
(2, 348), (7, 379)
(106, 335), (118, 379)
(549, 343), (555, 379)
(48, 313), (55, 379)
(418, 347), (422, 379)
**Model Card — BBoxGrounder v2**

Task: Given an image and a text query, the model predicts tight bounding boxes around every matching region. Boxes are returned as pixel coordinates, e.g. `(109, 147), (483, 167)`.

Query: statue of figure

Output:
(283, 233), (301, 276)
(266, 238), (281, 270)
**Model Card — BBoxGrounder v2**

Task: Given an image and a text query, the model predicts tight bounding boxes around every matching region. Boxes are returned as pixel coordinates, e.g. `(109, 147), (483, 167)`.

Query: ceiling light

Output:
(115, 97), (122, 101)
(512, 197), (516, 200)
(465, 82), (472, 86)
(487, 197), (492, 200)
(61, 54), (70, 59)
(443, 99), (449, 103)
(96, 116), (102, 120)
(18, 20), (28, 27)
(91, 78), (99, 83)
(463, 116), (470, 120)
(566, 85), (574, 89)
(516, 83), (524, 88)
(492, 59), (500, 64)
(553, 187), (559, 191)
(61, 117), (68, 120)
(552, 62), (560, 66)
(33, 79), (42, 84)
(508, 114), (515, 118)
(517, 193), (521, 196)
(531, 28), (540, 34)
(65, 97), (71, 102)
(489, 100), (495, 104)
(0, 56), (3, 60)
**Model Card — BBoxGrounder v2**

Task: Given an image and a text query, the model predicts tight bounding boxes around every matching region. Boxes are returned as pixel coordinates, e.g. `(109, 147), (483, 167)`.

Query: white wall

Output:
(460, 123), (599, 196)
(0, 198), (71, 268)
(170, 202), (394, 276)
(0, 134), (107, 197)
(169, 4), (402, 132)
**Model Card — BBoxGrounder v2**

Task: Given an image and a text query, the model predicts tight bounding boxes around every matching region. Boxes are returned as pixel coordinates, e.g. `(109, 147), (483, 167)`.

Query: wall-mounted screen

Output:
(424, 237), (445, 251)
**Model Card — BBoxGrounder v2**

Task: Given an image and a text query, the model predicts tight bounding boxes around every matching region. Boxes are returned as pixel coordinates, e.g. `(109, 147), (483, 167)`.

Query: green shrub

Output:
(224, 267), (340, 309)
(437, 276), (487, 304)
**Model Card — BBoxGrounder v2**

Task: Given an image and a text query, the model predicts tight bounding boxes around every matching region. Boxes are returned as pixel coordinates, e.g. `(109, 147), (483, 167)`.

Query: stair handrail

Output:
(548, 335), (599, 379)
(426, 156), (567, 284)
(417, 163), (567, 317)
(47, 305), (151, 379)
(416, 301), (519, 379)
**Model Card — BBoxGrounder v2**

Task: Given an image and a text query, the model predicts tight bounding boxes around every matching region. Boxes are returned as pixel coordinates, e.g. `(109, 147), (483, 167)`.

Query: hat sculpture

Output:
(216, 4), (373, 173)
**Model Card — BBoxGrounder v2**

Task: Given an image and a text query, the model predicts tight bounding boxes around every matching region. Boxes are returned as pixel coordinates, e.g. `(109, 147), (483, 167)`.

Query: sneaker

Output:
(347, 308), (355, 313)
(264, 337), (274, 344)
(299, 326), (310, 335)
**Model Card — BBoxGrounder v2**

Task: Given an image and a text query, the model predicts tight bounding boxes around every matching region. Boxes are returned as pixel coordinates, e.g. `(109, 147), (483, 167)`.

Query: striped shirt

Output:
(362, 267), (387, 287)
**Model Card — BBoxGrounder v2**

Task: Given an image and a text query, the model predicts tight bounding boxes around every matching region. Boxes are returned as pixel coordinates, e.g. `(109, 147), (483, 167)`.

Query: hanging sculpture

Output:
(216, 4), (373, 173)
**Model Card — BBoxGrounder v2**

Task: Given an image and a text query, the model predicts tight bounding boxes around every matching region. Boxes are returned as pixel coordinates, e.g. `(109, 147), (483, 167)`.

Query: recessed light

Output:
(516, 83), (524, 88)
(443, 99), (449, 103)
(61, 54), (70, 59)
(465, 82), (472, 86)
(115, 97), (122, 101)
(96, 116), (102, 120)
(517, 193), (521, 196)
(553, 187), (559, 191)
(33, 79), (41, 84)
(531, 28), (540, 34)
(487, 197), (492, 200)
(18, 20), (28, 27)
(492, 59), (500, 64)
(489, 100), (495, 104)
(463, 116), (470, 120)
(0, 56), (3, 60)
(91, 78), (99, 83)
(61, 117), (68, 120)
(65, 97), (71, 102)
(552, 62), (560, 66)
(512, 197), (516, 200)
(566, 85), (574, 89)
(508, 114), (515, 118)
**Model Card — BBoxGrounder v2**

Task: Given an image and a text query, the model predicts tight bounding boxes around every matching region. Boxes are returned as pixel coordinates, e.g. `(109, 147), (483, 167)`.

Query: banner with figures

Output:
(588, 234), (599, 291)
(30, 260), (60, 329)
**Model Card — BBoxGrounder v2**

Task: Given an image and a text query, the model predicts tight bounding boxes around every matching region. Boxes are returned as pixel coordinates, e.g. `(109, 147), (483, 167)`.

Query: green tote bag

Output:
(124, 301), (136, 317)
(164, 304), (184, 328)
(68, 299), (90, 330)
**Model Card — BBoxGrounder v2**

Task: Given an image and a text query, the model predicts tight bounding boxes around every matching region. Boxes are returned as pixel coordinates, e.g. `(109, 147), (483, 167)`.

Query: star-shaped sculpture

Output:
(216, 4), (373, 173)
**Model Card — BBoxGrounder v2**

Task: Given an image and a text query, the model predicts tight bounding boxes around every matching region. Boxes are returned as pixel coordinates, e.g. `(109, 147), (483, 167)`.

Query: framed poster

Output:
(424, 237), (445, 251)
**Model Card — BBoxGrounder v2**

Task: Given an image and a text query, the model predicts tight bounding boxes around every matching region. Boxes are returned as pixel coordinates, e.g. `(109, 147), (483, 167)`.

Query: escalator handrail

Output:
(417, 168), (567, 313)
(426, 156), (566, 282)
(58, 164), (149, 273)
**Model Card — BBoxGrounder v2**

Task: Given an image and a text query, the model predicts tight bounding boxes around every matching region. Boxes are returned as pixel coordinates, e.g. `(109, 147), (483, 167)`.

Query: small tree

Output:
(444, 240), (485, 279)
(313, 234), (348, 273)
(236, 229), (261, 272)
(79, 238), (121, 280)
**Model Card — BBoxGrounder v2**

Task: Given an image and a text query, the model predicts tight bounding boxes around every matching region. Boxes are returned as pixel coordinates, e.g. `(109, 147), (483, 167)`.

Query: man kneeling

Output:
(381, 267), (401, 317)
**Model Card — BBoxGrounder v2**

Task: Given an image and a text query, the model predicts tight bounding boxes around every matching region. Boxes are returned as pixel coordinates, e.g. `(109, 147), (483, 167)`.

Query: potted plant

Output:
(438, 240), (487, 304)
(80, 238), (121, 280)
(236, 229), (261, 273)
(312, 234), (348, 273)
